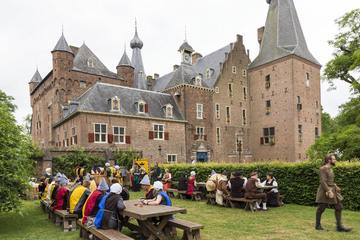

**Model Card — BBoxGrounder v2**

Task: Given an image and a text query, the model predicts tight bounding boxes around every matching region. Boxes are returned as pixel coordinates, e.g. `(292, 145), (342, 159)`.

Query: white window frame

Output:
(243, 87), (247, 100)
(243, 109), (247, 125)
(216, 127), (221, 144)
(306, 72), (310, 87)
(196, 127), (205, 140)
(165, 104), (173, 118)
(226, 106), (231, 124)
(64, 130), (68, 139)
(229, 83), (233, 97)
(71, 127), (76, 145)
(138, 100), (146, 114)
(196, 103), (203, 119)
(215, 87), (219, 93)
(94, 123), (107, 143)
(153, 124), (164, 140)
(215, 103), (220, 119)
(232, 66), (236, 74)
(113, 126), (125, 144)
(242, 69), (247, 77)
(167, 154), (177, 163)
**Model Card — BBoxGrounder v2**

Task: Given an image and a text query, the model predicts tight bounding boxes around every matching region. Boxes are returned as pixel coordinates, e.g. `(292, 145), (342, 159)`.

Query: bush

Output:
(52, 148), (105, 180)
(114, 148), (141, 170)
(158, 161), (360, 211)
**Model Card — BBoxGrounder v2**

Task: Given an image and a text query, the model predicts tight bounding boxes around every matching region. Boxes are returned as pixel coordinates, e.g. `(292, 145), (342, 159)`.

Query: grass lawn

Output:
(0, 191), (358, 240)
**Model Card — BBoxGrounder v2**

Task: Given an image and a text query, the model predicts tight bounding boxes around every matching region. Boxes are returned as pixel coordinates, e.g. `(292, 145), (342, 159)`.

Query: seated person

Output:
(262, 172), (281, 207)
(69, 180), (92, 217)
(94, 183), (126, 230)
(38, 177), (46, 194)
(229, 171), (245, 198)
(140, 175), (155, 199)
(82, 178), (108, 224)
(187, 171), (197, 195)
(41, 177), (52, 200)
(177, 173), (188, 191)
(245, 172), (268, 211)
(109, 177), (129, 200)
(53, 174), (70, 210)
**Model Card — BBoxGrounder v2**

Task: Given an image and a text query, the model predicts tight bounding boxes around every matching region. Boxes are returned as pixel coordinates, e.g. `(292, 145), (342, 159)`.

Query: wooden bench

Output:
(78, 219), (134, 240)
(48, 206), (56, 223)
(224, 197), (260, 212)
(165, 188), (178, 198)
(54, 210), (78, 232)
(166, 218), (204, 240)
(206, 193), (216, 205)
(40, 200), (46, 212)
(166, 189), (201, 201)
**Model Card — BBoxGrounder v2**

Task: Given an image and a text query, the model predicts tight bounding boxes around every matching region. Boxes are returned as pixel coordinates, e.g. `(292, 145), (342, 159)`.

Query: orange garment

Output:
(163, 173), (171, 190)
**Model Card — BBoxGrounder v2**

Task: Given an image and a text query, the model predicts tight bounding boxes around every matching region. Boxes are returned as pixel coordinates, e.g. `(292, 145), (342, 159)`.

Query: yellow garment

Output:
(89, 180), (97, 192)
(109, 167), (114, 177)
(69, 185), (87, 213)
(115, 171), (123, 185)
(41, 184), (50, 200)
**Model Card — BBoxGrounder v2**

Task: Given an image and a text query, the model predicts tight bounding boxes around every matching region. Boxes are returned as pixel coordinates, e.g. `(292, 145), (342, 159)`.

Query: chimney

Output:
(219, 62), (223, 72)
(230, 43), (233, 51)
(236, 34), (243, 43)
(173, 65), (179, 71)
(258, 26), (265, 47)
(146, 75), (154, 89)
(247, 49), (250, 58)
(192, 52), (203, 65)
(225, 52), (229, 60)
(154, 73), (160, 79)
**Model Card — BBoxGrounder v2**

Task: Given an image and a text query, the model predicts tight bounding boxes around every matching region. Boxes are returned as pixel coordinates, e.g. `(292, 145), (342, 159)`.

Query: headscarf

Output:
(85, 173), (90, 180)
(55, 172), (62, 182)
(140, 175), (150, 185)
(190, 171), (196, 176)
(97, 178), (108, 191)
(153, 181), (163, 190)
(110, 183), (122, 194)
(60, 174), (69, 186)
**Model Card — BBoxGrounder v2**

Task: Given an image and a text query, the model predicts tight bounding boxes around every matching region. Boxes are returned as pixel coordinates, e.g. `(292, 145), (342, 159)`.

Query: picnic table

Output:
(120, 200), (187, 240)
(171, 181), (207, 199)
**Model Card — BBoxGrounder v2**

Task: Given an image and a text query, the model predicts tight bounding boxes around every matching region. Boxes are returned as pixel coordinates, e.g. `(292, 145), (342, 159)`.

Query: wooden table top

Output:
(120, 200), (187, 221)
(258, 185), (278, 189)
(172, 181), (206, 187)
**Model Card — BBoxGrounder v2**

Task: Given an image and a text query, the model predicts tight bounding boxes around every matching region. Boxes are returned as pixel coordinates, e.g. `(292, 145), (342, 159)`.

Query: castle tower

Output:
(28, 68), (42, 96)
(117, 48), (134, 88)
(178, 40), (194, 65)
(248, 0), (321, 162)
(130, 21), (146, 89)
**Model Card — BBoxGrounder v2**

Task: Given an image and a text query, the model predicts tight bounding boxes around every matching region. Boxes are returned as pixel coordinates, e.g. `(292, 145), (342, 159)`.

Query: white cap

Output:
(140, 175), (150, 185)
(190, 171), (196, 176)
(110, 183), (122, 194)
(115, 165), (120, 170)
(105, 163), (110, 167)
(153, 181), (163, 190)
(45, 168), (51, 172)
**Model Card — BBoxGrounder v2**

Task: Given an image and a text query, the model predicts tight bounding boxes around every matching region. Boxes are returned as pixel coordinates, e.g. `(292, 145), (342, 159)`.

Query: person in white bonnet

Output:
(44, 168), (52, 178)
(98, 183), (126, 230)
(188, 171), (197, 195)
(142, 181), (172, 207)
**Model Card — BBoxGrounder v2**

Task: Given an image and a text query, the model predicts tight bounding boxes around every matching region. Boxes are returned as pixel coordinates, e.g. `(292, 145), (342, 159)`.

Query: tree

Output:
(323, 9), (360, 93)
(0, 90), (38, 212)
(23, 113), (32, 136)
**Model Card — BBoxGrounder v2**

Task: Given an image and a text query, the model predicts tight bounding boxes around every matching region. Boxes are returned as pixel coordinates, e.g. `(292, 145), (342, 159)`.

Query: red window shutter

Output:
(204, 135), (207, 141)
(37, 122), (38, 129)
(125, 135), (131, 144)
(55, 142), (58, 147)
(88, 133), (95, 142)
(165, 132), (169, 140)
(260, 137), (264, 145)
(203, 112), (207, 119)
(145, 104), (149, 113)
(39, 121), (41, 128)
(74, 135), (77, 144)
(67, 138), (69, 146)
(63, 140), (65, 146)
(59, 141), (61, 147)
(108, 134), (114, 143)
(149, 131), (154, 139)
(194, 134), (198, 140)
(70, 137), (73, 145)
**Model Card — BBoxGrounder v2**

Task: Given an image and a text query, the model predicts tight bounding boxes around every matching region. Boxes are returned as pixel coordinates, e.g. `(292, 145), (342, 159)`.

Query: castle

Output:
(29, 0), (321, 164)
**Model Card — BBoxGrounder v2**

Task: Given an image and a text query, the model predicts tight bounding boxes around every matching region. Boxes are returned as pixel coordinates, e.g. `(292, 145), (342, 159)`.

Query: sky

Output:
(0, 0), (359, 125)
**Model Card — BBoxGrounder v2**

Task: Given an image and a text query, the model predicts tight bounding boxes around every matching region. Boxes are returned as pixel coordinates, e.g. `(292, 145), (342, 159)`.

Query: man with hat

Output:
(140, 174), (155, 199)
(229, 171), (246, 198)
(245, 172), (268, 211)
(91, 164), (101, 174)
(82, 178), (108, 224)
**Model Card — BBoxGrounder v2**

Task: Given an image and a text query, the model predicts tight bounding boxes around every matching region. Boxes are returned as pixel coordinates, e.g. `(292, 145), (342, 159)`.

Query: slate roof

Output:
(249, 0), (320, 69)
(117, 51), (133, 67)
(178, 41), (194, 52)
(64, 82), (185, 121)
(29, 69), (42, 83)
(72, 44), (123, 80)
(151, 43), (231, 91)
(52, 34), (73, 54)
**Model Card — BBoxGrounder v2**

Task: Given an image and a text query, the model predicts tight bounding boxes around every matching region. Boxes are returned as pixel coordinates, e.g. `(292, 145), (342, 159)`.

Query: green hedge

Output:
(158, 161), (360, 211)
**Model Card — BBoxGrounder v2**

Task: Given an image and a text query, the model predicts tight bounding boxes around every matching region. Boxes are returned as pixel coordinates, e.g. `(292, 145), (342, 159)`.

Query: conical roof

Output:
(249, 0), (320, 69)
(29, 69), (42, 83)
(117, 51), (133, 67)
(52, 33), (73, 54)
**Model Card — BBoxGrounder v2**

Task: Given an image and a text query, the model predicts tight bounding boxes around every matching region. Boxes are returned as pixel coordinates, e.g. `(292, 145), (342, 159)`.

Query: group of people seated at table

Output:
(206, 170), (282, 210)
(176, 171), (198, 195)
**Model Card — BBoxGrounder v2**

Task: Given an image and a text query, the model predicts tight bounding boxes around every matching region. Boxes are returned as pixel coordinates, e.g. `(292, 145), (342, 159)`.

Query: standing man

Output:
(190, 156), (196, 165)
(150, 162), (162, 184)
(315, 154), (352, 232)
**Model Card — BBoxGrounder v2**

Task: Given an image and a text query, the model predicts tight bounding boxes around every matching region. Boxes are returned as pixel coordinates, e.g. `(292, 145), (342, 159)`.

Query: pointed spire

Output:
(117, 50), (133, 67)
(130, 19), (143, 49)
(52, 31), (73, 54)
(249, 0), (320, 69)
(30, 68), (42, 83)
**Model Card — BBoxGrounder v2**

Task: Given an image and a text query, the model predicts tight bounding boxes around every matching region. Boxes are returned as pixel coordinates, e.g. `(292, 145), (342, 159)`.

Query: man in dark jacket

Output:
(230, 171), (245, 198)
(150, 162), (162, 184)
(315, 154), (352, 232)
(244, 172), (268, 211)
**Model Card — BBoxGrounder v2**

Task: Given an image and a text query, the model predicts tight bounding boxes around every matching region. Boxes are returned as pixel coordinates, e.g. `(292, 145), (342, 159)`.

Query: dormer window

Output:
(62, 106), (69, 117)
(164, 104), (173, 118)
(110, 96), (120, 112)
(87, 59), (94, 67)
(136, 100), (148, 114)
(195, 75), (202, 87)
(206, 68), (211, 79)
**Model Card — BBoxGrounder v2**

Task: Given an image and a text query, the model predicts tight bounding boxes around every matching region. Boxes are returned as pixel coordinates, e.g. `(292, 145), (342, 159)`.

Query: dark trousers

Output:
(316, 203), (343, 226)
(250, 193), (268, 203)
